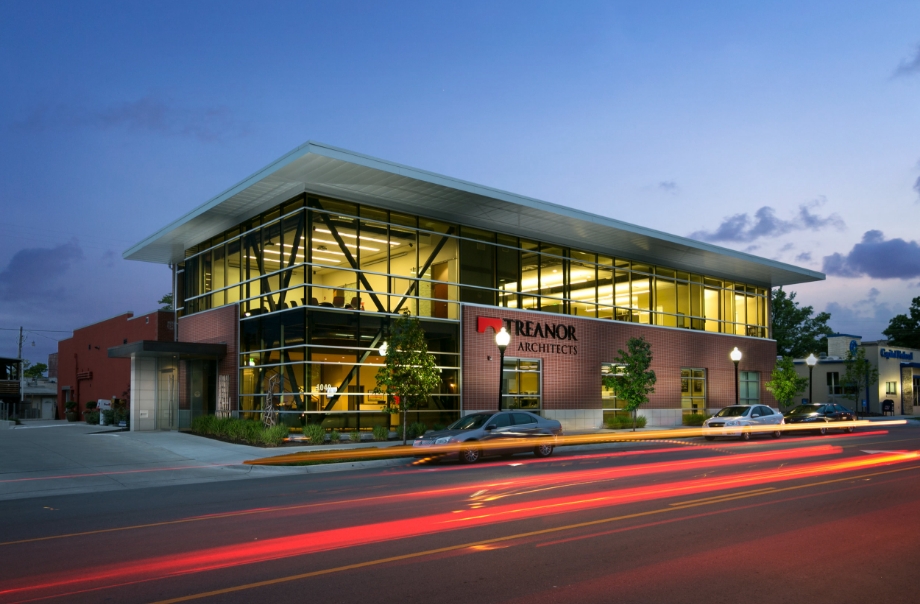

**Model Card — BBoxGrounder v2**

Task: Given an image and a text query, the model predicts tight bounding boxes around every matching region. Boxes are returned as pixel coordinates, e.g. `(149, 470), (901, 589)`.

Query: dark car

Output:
(783, 403), (855, 435)
(412, 411), (563, 463)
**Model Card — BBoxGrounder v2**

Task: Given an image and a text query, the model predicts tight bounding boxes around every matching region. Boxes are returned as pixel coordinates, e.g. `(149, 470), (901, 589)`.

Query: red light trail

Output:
(2, 448), (915, 602)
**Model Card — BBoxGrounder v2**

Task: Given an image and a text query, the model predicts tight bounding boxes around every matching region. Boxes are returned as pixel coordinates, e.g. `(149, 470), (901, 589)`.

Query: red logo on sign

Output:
(477, 317), (504, 334)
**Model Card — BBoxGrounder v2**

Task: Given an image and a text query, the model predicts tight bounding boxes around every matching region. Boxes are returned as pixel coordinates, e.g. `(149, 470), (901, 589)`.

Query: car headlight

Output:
(726, 420), (738, 426)
(435, 437), (451, 445)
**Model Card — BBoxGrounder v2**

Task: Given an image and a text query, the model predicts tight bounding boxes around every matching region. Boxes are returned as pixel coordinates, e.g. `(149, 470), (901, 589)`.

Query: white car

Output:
(702, 405), (784, 441)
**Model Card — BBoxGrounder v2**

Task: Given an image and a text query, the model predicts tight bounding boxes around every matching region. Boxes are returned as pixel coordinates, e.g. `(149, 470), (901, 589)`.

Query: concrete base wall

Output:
(544, 409), (603, 431)
(637, 408), (683, 427)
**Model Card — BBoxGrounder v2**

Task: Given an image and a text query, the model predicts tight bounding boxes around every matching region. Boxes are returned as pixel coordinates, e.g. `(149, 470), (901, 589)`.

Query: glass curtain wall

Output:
(178, 192), (771, 427)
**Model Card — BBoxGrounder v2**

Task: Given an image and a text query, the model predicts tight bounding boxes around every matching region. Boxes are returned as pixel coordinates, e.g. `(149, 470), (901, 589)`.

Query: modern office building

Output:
(794, 334), (920, 415)
(121, 142), (823, 432)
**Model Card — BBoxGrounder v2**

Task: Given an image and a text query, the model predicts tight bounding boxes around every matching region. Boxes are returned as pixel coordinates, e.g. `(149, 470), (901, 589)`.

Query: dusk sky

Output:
(2, 1), (919, 364)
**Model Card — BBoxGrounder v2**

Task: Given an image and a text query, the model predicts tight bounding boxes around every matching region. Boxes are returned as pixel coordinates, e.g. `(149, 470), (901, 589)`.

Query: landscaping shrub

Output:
(682, 413), (709, 426)
(409, 422), (428, 439)
(102, 409), (115, 425)
(349, 431), (362, 443)
(303, 423), (326, 445)
(65, 401), (77, 411)
(372, 425), (389, 442)
(85, 401), (98, 410)
(84, 411), (100, 424)
(605, 414), (647, 429)
(330, 430), (341, 443)
(260, 425), (289, 446)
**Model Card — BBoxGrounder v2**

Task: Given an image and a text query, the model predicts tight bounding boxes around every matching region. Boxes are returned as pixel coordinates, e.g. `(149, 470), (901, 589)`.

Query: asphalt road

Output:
(2, 423), (919, 604)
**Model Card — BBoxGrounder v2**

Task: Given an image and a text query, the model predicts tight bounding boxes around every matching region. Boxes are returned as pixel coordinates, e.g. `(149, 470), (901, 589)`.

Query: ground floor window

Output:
(886, 381), (898, 395)
(740, 371), (760, 405)
(238, 310), (461, 431)
(681, 368), (707, 414)
(501, 358), (541, 412)
(827, 372), (842, 395)
(601, 362), (624, 421)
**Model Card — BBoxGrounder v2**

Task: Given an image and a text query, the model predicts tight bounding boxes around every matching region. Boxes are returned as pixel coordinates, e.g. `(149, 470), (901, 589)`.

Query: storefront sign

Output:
(880, 348), (914, 360)
(477, 315), (578, 355)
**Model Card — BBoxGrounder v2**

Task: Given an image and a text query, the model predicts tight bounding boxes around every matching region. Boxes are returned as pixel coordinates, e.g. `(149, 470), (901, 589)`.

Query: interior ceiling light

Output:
(312, 236), (379, 252)
(314, 228), (397, 246)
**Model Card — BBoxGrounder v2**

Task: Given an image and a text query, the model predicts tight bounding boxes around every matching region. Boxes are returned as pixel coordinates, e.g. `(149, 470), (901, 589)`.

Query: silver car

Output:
(702, 404), (784, 441)
(413, 411), (563, 463)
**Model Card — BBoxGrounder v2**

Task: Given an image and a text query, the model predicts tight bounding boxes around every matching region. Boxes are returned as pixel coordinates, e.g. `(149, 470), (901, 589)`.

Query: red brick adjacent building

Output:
(56, 311), (174, 417)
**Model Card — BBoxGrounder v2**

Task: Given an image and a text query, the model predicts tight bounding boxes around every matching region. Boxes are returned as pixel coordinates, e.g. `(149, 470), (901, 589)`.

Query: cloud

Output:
(13, 95), (246, 143)
(914, 175), (920, 199)
(689, 199), (845, 243)
(658, 180), (678, 193)
(825, 289), (904, 340)
(795, 252), (812, 262)
(102, 250), (117, 268)
(893, 45), (920, 78)
(0, 240), (84, 301)
(823, 230), (920, 279)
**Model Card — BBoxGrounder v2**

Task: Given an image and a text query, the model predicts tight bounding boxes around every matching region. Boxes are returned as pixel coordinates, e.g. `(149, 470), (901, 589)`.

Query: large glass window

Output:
(502, 358), (541, 411)
(740, 371), (760, 405)
(681, 368), (707, 414)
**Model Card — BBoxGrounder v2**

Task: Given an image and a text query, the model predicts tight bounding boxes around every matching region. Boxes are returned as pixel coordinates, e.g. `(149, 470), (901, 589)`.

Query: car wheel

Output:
(772, 429), (781, 439)
(704, 436), (715, 441)
(533, 444), (554, 458)
(818, 426), (828, 436)
(459, 445), (481, 464)
(846, 425), (855, 433)
(740, 431), (751, 441)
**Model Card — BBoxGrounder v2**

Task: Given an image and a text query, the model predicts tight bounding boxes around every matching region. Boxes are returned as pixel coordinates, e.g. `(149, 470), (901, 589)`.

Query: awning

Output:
(108, 341), (227, 359)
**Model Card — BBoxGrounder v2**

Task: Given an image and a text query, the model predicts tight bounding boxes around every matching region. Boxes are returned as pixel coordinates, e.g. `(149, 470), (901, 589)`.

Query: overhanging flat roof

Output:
(125, 141), (823, 288)
(108, 341), (226, 359)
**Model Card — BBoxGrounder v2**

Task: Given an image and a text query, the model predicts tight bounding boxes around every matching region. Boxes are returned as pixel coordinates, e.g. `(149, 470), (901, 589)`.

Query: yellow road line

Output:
(149, 462), (920, 604)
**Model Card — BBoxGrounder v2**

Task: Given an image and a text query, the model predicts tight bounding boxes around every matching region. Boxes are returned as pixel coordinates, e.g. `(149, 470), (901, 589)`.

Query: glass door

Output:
(156, 360), (178, 430)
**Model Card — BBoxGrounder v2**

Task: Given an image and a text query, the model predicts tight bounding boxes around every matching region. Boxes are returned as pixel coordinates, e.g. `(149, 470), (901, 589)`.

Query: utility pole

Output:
(17, 327), (24, 378)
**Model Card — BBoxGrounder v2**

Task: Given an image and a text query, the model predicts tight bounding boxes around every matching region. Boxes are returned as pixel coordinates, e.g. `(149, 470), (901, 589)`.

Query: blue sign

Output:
(849, 340), (858, 354)
(880, 348), (914, 361)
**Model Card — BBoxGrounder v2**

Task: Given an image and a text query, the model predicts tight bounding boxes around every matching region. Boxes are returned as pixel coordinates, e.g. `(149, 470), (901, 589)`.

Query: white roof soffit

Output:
(124, 141), (824, 288)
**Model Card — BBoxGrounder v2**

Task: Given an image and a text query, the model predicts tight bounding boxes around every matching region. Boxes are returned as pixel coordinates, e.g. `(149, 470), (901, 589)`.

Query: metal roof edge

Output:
(285, 142), (825, 283)
(123, 141), (318, 260)
(123, 140), (824, 283)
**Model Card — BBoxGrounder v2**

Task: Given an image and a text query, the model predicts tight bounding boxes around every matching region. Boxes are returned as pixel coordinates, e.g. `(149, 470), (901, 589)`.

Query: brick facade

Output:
(178, 304), (239, 413)
(56, 311), (174, 417)
(462, 305), (777, 420)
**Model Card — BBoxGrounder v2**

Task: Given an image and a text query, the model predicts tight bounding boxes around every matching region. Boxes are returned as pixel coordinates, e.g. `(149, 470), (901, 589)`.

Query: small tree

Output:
(374, 311), (441, 444)
(842, 346), (879, 418)
(158, 293), (174, 311)
(883, 296), (920, 349)
(771, 288), (834, 358)
(602, 336), (656, 431)
(23, 362), (48, 379)
(765, 356), (808, 410)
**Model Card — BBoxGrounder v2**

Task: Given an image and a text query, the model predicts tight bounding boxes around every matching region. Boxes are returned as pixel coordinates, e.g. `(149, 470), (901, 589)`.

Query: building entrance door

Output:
(157, 365), (178, 430)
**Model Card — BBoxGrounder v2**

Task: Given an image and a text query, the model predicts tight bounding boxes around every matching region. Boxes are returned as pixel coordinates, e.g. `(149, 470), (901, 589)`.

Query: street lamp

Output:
(495, 327), (510, 411)
(805, 353), (817, 405)
(730, 347), (742, 405)
(379, 341), (388, 357)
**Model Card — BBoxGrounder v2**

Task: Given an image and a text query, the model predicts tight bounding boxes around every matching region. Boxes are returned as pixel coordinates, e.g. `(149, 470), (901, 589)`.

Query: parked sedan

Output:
(783, 403), (855, 435)
(702, 405), (784, 441)
(412, 411), (563, 463)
